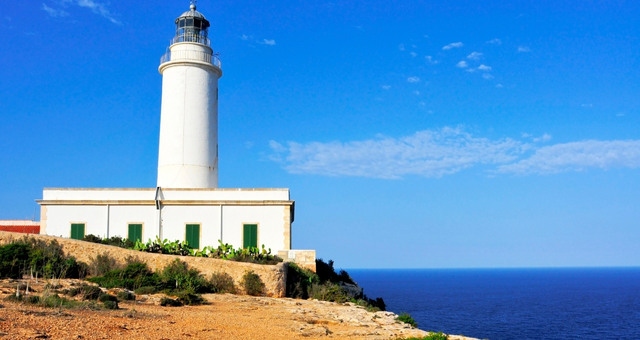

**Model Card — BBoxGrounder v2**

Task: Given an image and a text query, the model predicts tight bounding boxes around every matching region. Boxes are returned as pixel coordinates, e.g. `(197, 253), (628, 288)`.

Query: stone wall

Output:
(0, 231), (287, 297)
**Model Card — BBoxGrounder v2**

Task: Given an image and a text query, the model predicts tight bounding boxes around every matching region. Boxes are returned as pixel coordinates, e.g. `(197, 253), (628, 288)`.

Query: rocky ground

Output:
(0, 278), (476, 340)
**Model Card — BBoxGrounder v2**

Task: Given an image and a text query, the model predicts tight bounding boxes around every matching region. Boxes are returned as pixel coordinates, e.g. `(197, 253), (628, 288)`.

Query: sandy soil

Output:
(0, 278), (474, 340)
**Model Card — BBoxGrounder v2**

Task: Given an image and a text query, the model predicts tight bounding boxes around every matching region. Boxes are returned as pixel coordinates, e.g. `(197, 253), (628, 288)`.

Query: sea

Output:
(348, 268), (640, 340)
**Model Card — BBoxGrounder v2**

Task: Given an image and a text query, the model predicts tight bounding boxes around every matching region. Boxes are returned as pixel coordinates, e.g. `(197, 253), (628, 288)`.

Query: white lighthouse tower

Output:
(157, 2), (222, 188)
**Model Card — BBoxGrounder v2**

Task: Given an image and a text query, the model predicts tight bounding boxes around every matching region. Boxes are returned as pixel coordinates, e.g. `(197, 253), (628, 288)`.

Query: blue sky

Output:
(1, 1), (639, 268)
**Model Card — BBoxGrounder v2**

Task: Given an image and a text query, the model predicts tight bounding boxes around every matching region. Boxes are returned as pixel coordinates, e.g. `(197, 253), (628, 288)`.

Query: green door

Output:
(70, 223), (85, 240)
(185, 224), (200, 249)
(128, 224), (142, 243)
(243, 224), (258, 249)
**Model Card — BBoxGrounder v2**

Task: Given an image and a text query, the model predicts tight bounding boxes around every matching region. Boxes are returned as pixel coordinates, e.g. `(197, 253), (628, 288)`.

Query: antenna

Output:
(190, 0), (197, 9)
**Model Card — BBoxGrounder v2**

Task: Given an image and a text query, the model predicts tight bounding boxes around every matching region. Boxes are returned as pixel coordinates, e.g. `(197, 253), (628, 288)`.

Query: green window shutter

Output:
(128, 224), (143, 243)
(70, 223), (85, 240)
(185, 224), (200, 249)
(243, 224), (258, 249)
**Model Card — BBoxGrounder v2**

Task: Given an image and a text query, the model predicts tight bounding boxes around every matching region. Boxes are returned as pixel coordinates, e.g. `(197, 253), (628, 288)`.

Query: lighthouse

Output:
(157, 2), (222, 189)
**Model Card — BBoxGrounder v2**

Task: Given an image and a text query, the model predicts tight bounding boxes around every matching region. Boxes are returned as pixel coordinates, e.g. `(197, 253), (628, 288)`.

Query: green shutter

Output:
(243, 224), (258, 249)
(128, 224), (143, 243)
(70, 223), (85, 240)
(185, 224), (200, 249)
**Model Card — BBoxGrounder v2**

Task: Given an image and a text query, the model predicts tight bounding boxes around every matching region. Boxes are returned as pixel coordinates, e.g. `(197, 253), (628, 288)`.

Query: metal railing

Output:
(172, 34), (210, 46)
(160, 50), (221, 68)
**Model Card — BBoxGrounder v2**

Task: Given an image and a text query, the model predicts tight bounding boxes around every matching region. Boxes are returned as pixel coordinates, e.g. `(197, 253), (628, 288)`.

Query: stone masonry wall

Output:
(0, 231), (287, 297)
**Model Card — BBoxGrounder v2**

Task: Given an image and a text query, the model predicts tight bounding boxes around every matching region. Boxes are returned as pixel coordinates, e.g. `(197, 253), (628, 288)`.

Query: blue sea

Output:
(348, 268), (640, 340)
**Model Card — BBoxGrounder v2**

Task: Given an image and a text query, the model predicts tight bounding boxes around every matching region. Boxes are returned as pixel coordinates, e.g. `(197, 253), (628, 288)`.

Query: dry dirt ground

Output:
(0, 278), (475, 340)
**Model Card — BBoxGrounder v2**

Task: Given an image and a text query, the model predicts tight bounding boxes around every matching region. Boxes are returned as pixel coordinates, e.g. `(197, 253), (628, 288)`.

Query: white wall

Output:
(39, 188), (293, 252)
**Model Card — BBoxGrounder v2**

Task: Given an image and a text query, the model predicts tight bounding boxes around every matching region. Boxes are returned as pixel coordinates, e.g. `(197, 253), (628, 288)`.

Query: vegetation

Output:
(396, 312), (418, 328)
(285, 259), (386, 312)
(402, 333), (449, 340)
(241, 270), (265, 296)
(0, 237), (86, 279)
(209, 271), (236, 294)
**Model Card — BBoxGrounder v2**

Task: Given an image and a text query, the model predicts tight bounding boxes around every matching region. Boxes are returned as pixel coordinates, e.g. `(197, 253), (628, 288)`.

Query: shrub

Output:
(308, 282), (350, 303)
(286, 263), (318, 299)
(88, 252), (118, 276)
(397, 313), (418, 328)
(159, 297), (183, 307)
(83, 234), (103, 244)
(98, 293), (118, 303)
(134, 286), (157, 295)
(0, 243), (31, 278)
(102, 300), (119, 309)
(209, 272), (236, 294)
(88, 261), (159, 290)
(117, 290), (136, 301)
(174, 291), (205, 305)
(159, 259), (211, 293)
(403, 333), (449, 340)
(241, 271), (265, 296)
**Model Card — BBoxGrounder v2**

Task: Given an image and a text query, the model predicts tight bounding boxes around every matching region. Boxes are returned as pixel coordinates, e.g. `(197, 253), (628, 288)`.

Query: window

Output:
(185, 224), (200, 249)
(243, 224), (258, 249)
(128, 224), (143, 243)
(70, 223), (85, 240)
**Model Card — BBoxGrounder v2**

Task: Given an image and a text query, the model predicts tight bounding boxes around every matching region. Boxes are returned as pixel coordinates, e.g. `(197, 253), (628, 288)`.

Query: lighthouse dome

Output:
(173, 3), (211, 45)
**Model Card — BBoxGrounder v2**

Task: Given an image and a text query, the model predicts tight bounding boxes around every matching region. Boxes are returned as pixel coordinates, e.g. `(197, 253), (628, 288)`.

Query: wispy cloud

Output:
(44, 0), (120, 24)
(517, 46), (531, 53)
(496, 140), (640, 174)
(269, 127), (525, 179)
(477, 64), (492, 71)
(42, 3), (69, 17)
(407, 76), (420, 83)
(442, 42), (463, 50)
(467, 52), (483, 60)
(262, 39), (276, 46)
(456, 60), (468, 68)
(270, 128), (640, 178)
(425, 55), (438, 64)
(487, 38), (502, 45)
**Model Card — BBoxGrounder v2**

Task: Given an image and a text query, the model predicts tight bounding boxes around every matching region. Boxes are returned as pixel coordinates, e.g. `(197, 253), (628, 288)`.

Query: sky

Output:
(1, 0), (639, 269)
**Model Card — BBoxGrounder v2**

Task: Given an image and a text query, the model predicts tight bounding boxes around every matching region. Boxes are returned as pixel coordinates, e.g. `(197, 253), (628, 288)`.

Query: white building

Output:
(37, 3), (305, 260)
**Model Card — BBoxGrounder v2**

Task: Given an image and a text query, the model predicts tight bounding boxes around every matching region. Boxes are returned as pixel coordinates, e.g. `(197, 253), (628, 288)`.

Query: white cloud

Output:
(407, 76), (420, 83)
(487, 38), (502, 45)
(442, 42), (463, 50)
(42, 3), (69, 17)
(269, 127), (526, 179)
(456, 60), (468, 68)
(262, 39), (276, 46)
(517, 46), (531, 53)
(50, 0), (120, 24)
(241, 34), (250, 41)
(398, 44), (406, 51)
(413, 90), (420, 96)
(381, 85), (391, 90)
(497, 140), (640, 174)
(270, 128), (640, 179)
(482, 73), (494, 80)
(425, 55), (438, 64)
(410, 51), (418, 57)
(467, 52), (483, 60)
(477, 64), (492, 71)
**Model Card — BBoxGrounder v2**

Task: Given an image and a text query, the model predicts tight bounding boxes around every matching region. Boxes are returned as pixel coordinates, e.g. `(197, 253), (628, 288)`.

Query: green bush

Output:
(174, 291), (205, 305)
(98, 293), (118, 303)
(285, 263), (318, 299)
(102, 300), (119, 309)
(241, 270), (265, 296)
(88, 261), (159, 290)
(209, 272), (236, 294)
(116, 290), (136, 301)
(403, 333), (449, 340)
(159, 297), (183, 307)
(397, 312), (418, 328)
(0, 239), (88, 279)
(308, 282), (350, 303)
(134, 286), (157, 295)
(159, 259), (211, 293)
(88, 252), (119, 276)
